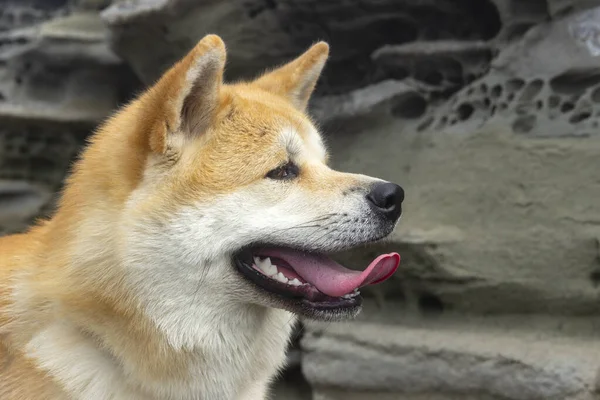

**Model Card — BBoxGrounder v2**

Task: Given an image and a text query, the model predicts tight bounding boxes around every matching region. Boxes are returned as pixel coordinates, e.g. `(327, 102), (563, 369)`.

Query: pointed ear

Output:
(253, 42), (329, 111)
(146, 34), (226, 154)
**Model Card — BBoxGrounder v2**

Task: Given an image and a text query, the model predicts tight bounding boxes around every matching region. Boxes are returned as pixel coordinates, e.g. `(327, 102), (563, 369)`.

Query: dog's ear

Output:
(253, 42), (329, 111)
(146, 34), (226, 154)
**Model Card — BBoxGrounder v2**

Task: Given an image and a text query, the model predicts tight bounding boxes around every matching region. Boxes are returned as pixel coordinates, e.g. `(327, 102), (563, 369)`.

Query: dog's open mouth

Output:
(234, 246), (400, 310)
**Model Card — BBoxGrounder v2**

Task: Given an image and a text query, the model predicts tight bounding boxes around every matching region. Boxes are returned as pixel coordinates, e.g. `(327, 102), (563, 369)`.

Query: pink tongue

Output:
(258, 249), (400, 297)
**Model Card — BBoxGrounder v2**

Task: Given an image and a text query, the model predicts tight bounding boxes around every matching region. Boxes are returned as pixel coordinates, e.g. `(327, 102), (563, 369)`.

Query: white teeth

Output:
(255, 257), (278, 276)
(266, 267), (278, 277)
(341, 289), (360, 299)
(289, 278), (302, 286)
(275, 272), (288, 283)
(253, 257), (306, 287)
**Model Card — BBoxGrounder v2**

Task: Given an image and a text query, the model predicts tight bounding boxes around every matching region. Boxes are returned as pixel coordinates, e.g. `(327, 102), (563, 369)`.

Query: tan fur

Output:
(0, 35), (393, 399)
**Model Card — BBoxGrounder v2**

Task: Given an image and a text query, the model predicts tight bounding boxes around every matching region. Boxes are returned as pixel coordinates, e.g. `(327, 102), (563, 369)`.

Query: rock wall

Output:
(2, 0), (600, 399)
(0, 0), (140, 235)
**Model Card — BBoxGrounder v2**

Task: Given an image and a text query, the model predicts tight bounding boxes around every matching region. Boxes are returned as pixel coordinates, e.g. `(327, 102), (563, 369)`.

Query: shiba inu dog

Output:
(0, 34), (403, 399)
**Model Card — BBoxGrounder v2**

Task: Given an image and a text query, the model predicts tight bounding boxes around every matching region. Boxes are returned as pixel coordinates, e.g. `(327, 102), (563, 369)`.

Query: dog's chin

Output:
(232, 231), (400, 320)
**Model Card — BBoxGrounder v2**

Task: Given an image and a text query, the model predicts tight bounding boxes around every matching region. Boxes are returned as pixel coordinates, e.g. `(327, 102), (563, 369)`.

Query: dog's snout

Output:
(366, 182), (404, 221)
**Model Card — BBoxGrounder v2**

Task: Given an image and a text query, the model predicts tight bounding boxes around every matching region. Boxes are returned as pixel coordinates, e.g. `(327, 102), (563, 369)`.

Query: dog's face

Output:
(120, 36), (403, 323)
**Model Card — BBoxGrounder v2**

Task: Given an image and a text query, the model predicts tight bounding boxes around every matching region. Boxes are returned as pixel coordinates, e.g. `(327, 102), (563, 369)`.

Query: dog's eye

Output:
(266, 162), (299, 180)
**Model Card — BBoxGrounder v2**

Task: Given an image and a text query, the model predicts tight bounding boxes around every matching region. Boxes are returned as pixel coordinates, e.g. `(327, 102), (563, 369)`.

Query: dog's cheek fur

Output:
(117, 190), (296, 397)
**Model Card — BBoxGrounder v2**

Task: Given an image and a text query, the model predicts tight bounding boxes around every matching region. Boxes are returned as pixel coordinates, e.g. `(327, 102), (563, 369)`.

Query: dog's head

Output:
(116, 35), (403, 323)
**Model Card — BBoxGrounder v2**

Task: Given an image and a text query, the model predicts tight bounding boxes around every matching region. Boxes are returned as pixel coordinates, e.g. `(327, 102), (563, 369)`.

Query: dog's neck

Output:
(9, 208), (296, 399)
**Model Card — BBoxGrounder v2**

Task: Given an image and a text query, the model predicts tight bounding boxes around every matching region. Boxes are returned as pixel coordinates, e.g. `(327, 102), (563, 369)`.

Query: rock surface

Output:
(0, 0), (139, 235)
(428, 6), (600, 137)
(0, 123), (86, 235)
(1, 0), (600, 399)
(302, 302), (600, 400)
(101, 0), (503, 92)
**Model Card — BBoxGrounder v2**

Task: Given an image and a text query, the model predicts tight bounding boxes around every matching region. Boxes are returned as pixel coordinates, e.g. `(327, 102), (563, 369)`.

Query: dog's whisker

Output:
(304, 228), (335, 249)
(268, 215), (336, 235)
(272, 223), (323, 233)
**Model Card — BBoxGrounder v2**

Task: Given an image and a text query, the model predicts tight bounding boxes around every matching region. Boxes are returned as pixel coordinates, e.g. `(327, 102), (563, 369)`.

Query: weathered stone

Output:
(302, 310), (600, 399)
(426, 6), (600, 137)
(0, 123), (86, 235)
(0, 179), (51, 235)
(372, 41), (493, 96)
(0, 0), (70, 32)
(547, 0), (600, 17)
(491, 0), (550, 43)
(313, 389), (502, 400)
(0, 10), (138, 125)
(310, 80), (424, 125)
(272, 366), (312, 400)
(102, 0), (502, 93)
(0, 2), (137, 235)
(75, 0), (113, 11)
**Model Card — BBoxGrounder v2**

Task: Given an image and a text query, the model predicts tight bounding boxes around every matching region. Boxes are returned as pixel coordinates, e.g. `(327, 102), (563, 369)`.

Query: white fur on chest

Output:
(25, 312), (294, 400)
(134, 303), (295, 400)
(116, 184), (300, 399)
(25, 322), (140, 400)
(121, 252), (295, 399)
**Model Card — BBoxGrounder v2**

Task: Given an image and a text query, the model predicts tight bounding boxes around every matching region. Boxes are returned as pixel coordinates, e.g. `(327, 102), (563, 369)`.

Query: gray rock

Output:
(0, 123), (86, 235)
(372, 41), (493, 97)
(0, 10), (136, 125)
(0, 0), (70, 32)
(0, 179), (51, 235)
(313, 389), (503, 400)
(548, 0), (600, 17)
(491, 0), (549, 43)
(271, 367), (312, 400)
(310, 80), (424, 126)
(0, 2), (139, 235)
(302, 312), (600, 399)
(101, 0), (503, 93)
(426, 6), (600, 137)
(75, 0), (113, 11)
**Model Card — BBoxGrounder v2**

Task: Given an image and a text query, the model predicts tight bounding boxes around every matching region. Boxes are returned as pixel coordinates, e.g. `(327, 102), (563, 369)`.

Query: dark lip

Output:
(233, 247), (363, 311)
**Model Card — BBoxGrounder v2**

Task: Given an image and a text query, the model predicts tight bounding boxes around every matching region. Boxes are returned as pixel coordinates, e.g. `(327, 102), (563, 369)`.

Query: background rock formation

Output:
(2, 0), (600, 398)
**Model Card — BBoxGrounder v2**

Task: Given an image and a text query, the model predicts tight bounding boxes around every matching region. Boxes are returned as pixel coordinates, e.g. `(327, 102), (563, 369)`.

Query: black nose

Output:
(366, 182), (404, 222)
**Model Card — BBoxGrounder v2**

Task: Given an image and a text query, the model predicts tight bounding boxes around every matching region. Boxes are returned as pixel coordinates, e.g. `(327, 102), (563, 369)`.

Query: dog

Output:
(0, 34), (403, 399)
